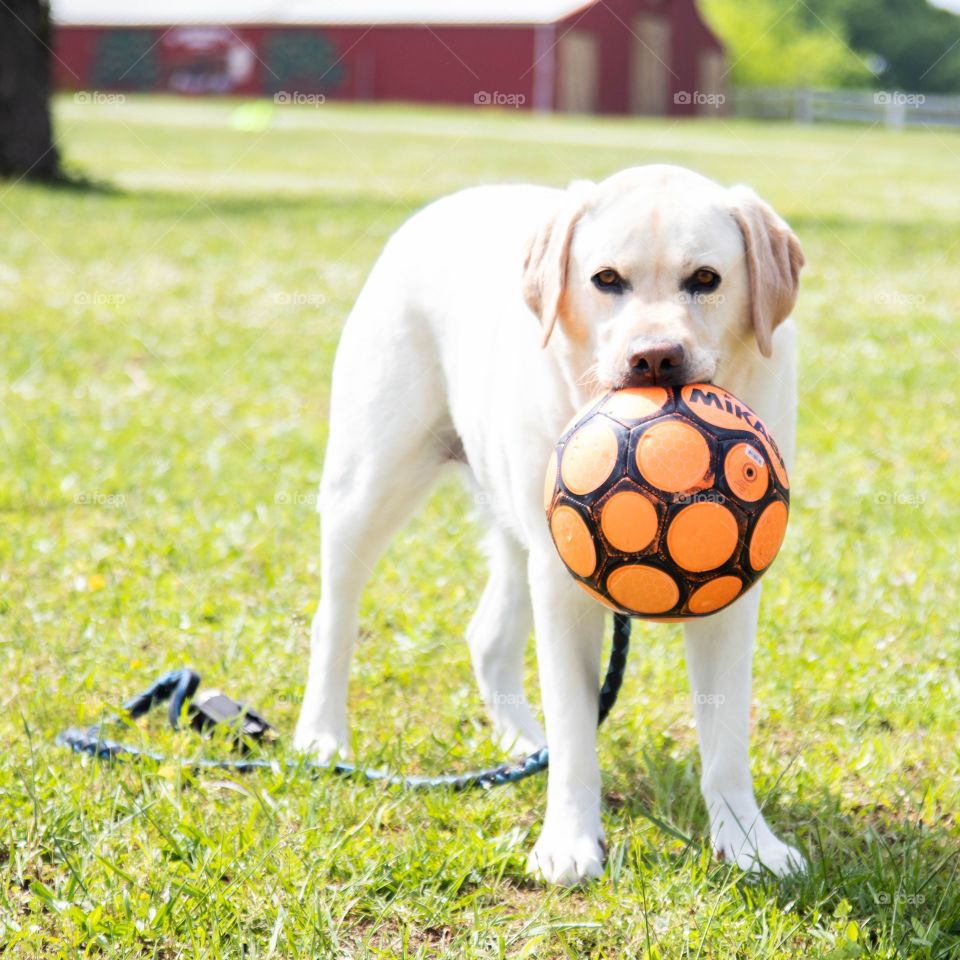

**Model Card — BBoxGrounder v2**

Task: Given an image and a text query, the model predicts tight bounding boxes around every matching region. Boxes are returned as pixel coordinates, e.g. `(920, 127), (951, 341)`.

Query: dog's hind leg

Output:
(466, 526), (545, 757)
(293, 285), (451, 761)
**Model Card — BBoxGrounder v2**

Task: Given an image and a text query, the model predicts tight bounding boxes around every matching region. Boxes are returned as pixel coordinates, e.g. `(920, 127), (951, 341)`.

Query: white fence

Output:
(733, 87), (960, 128)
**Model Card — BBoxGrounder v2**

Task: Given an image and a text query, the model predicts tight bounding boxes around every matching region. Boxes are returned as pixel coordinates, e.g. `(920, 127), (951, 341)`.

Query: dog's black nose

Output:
(626, 340), (686, 386)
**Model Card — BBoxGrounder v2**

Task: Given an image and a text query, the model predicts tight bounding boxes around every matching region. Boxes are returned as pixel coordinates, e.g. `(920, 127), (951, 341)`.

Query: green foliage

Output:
(802, 0), (960, 92)
(704, 0), (960, 92)
(1, 96), (959, 957)
(701, 0), (872, 87)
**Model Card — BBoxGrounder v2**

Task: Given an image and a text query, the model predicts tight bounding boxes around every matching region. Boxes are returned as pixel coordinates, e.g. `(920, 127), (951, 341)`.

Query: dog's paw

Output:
(714, 827), (806, 877)
(494, 727), (546, 760)
(526, 830), (605, 886)
(292, 724), (349, 764)
(485, 700), (546, 761)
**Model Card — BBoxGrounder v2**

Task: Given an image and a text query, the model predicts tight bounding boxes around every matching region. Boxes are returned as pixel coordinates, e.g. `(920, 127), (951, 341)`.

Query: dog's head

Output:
(522, 165), (804, 390)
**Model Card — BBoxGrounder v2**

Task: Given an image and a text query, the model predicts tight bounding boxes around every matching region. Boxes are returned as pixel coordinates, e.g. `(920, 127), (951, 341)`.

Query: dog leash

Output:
(56, 614), (631, 790)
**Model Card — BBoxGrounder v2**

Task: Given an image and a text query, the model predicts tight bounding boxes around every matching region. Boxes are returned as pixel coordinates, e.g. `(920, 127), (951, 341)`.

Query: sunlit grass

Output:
(0, 96), (957, 958)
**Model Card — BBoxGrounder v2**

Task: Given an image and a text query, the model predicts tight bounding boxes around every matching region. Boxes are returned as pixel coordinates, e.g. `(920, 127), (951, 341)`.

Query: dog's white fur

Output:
(294, 165), (805, 885)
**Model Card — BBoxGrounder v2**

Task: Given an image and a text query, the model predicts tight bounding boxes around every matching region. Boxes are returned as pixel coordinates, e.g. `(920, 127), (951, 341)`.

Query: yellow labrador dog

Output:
(295, 165), (805, 885)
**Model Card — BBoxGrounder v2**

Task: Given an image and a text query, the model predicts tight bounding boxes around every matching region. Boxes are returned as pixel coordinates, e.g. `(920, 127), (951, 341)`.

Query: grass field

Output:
(1, 95), (959, 958)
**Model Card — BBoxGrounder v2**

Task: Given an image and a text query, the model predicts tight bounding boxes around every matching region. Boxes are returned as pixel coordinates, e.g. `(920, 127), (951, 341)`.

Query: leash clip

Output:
(187, 690), (274, 748)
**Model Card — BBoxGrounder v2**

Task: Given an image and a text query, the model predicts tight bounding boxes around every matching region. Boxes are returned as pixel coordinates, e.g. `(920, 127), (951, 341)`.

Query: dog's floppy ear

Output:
(728, 186), (804, 358)
(522, 180), (593, 347)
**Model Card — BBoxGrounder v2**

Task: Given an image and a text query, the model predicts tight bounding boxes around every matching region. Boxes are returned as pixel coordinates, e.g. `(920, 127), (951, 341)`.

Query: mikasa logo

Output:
(686, 387), (787, 468)
(688, 386), (752, 420)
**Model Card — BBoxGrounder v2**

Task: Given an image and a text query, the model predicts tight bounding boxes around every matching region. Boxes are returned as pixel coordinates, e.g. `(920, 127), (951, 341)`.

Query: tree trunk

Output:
(0, 0), (62, 180)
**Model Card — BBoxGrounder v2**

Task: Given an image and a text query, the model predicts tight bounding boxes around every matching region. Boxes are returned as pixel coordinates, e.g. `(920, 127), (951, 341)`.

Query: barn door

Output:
(630, 14), (672, 115)
(698, 49), (725, 114)
(558, 31), (598, 113)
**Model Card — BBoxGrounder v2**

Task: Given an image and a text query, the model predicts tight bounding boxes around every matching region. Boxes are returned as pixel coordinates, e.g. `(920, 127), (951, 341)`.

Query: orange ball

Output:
(545, 384), (790, 620)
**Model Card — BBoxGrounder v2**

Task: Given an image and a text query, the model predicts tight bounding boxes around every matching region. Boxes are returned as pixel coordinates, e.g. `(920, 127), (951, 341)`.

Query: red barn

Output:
(51, 0), (726, 116)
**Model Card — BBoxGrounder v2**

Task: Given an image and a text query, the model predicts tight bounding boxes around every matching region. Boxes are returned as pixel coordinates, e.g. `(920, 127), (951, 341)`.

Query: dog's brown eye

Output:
(692, 268), (720, 289)
(592, 269), (623, 291)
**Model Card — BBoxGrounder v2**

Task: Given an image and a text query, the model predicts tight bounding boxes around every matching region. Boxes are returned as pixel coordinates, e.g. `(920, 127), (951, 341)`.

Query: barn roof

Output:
(51, 0), (598, 27)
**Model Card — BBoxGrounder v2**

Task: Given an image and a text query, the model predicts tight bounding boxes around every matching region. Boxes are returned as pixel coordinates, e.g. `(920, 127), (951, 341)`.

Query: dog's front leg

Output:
(683, 585), (805, 875)
(525, 545), (606, 886)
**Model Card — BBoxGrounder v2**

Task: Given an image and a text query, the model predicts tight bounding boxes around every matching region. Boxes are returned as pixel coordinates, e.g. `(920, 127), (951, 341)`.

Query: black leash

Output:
(57, 614), (631, 791)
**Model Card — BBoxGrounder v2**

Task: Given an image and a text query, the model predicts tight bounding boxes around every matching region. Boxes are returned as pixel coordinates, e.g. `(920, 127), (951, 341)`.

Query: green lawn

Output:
(1, 95), (958, 958)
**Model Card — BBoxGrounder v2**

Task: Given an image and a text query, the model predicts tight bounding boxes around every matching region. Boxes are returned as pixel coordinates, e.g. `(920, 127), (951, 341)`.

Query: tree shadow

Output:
(4, 169), (434, 221)
(4, 167), (119, 194)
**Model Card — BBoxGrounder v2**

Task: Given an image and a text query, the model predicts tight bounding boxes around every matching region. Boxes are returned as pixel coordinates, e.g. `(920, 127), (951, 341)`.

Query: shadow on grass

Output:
(607, 741), (960, 956)
(4, 171), (433, 223)
(3, 167), (120, 194)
